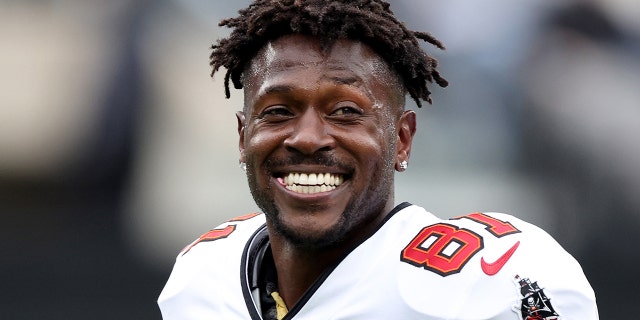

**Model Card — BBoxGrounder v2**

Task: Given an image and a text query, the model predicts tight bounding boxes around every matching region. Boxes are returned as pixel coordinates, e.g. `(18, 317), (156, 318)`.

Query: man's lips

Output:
(276, 172), (345, 194)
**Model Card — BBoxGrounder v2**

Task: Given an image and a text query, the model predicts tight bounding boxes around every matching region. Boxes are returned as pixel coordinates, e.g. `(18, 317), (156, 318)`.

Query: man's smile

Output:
(277, 172), (345, 194)
(238, 34), (406, 252)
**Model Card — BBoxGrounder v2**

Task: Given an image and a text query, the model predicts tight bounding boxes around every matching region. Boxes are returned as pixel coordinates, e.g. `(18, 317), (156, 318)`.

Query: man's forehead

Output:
(241, 34), (405, 109)
(245, 35), (394, 84)
(251, 35), (383, 68)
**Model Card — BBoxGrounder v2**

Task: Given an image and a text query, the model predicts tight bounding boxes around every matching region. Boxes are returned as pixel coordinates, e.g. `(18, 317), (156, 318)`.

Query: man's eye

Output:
(261, 106), (292, 117)
(332, 106), (362, 116)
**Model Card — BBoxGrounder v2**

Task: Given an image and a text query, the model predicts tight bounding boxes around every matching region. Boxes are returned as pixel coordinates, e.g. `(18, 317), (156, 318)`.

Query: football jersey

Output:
(158, 202), (598, 319)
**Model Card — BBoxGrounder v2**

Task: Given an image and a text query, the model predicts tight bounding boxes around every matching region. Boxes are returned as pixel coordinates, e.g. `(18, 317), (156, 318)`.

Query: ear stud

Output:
(399, 160), (408, 171)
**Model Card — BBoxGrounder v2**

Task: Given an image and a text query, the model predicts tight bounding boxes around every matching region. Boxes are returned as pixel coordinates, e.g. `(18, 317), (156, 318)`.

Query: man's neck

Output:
(267, 234), (344, 308)
(265, 202), (396, 308)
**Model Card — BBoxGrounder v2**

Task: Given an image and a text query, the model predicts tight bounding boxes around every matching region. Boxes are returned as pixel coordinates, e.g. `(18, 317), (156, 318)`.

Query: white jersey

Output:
(158, 203), (598, 319)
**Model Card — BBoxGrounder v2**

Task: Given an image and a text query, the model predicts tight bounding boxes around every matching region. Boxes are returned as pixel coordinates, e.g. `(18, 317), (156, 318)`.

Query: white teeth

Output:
(317, 174), (325, 185)
(308, 173), (317, 185)
(286, 184), (337, 194)
(283, 172), (345, 194)
(285, 172), (344, 186)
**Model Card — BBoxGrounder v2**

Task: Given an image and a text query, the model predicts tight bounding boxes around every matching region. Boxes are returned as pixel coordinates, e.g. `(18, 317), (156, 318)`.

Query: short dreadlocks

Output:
(210, 0), (448, 107)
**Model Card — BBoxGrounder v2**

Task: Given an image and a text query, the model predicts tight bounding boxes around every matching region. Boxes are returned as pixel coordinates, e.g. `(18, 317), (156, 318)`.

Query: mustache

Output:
(265, 153), (352, 171)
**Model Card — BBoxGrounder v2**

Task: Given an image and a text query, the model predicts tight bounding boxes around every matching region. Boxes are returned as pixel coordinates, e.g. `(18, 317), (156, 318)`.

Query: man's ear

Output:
(236, 111), (246, 163)
(396, 110), (417, 169)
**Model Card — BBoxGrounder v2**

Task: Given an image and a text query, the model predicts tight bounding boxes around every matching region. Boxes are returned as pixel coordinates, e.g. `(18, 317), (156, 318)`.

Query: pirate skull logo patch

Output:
(513, 275), (560, 320)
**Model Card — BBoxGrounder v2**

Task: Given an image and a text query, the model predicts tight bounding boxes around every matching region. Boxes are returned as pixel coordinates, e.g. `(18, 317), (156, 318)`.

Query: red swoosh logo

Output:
(481, 241), (520, 276)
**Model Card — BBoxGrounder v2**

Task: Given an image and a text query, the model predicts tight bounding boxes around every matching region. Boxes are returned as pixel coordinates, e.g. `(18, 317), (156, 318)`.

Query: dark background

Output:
(2, 0), (638, 318)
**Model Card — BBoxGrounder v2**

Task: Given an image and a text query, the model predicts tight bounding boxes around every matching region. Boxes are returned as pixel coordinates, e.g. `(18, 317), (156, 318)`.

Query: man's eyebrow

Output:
(262, 84), (295, 95)
(324, 75), (363, 86)
(260, 75), (362, 95)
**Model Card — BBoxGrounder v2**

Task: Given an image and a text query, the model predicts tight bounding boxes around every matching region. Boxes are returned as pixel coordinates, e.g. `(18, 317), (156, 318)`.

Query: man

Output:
(158, 1), (598, 319)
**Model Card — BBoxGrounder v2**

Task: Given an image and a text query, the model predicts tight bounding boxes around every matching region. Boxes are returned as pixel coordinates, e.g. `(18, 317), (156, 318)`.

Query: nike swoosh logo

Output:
(481, 241), (520, 276)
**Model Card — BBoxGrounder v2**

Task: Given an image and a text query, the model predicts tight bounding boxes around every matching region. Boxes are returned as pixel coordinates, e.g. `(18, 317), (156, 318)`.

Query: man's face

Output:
(238, 34), (415, 248)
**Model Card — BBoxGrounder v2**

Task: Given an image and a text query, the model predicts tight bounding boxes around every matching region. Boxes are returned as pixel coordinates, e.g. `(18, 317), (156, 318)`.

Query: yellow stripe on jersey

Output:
(270, 291), (289, 320)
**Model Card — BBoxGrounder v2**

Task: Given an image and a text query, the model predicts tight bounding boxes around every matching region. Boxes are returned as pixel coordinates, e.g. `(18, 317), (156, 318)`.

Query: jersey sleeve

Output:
(396, 207), (598, 319)
(157, 213), (266, 320)
(465, 212), (599, 319)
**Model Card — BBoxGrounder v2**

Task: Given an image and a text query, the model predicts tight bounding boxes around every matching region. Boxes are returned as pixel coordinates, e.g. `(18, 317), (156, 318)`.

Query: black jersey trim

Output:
(381, 202), (412, 226)
(240, 223), (269, 320)
(239, 203), (413, 320)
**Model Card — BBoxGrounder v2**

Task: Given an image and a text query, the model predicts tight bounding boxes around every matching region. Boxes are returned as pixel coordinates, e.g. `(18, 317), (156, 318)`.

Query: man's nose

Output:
(283, 108), (335, 155)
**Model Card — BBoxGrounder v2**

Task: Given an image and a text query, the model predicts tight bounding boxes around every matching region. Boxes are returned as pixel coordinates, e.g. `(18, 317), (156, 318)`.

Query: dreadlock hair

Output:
(210, 0), (448, 108)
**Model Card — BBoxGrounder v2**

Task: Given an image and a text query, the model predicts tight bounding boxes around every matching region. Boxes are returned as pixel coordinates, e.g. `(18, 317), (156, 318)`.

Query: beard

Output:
(260, 195), (356, 250)
(244, 151), (395, 250)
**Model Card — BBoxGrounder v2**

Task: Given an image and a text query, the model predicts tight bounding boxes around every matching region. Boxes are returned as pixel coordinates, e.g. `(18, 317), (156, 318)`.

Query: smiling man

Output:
(158, 1), (598, 319)
(241, 35), (405, 248)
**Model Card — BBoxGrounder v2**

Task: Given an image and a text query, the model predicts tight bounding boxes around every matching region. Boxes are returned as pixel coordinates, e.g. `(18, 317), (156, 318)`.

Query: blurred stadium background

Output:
(1, 0), (638, 318)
